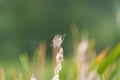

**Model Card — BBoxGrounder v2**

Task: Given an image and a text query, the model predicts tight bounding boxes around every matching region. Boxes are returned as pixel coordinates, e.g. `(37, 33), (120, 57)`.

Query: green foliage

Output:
(19, 52), (30, 71)
(108, 63), (118, 80)
(97, 43), (120, 74)
(0, 26), (120, 80)
(1, 42), (120, 80)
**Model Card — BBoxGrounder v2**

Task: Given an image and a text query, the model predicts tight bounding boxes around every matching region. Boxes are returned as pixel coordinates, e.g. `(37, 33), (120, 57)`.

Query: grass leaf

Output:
(97, 43), (120, 74)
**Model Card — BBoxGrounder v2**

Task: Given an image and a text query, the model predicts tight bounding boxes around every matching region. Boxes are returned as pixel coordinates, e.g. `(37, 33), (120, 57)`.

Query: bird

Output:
(51, 33), (65, 49)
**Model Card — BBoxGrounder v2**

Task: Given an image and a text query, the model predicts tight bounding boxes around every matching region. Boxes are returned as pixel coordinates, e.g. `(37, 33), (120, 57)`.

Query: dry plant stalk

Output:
(52, 47), (58, 68)
(77, 39), (99, 80)
(30, 74), (36, 80)
(0, 68), (5, 80)
(38, 41), (46, 80)
(52, 34), (65, 80)
(77, 39), (89, 80)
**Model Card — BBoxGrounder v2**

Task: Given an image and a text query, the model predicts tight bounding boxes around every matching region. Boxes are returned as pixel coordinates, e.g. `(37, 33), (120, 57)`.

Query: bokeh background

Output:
(0, 0), (120, 79)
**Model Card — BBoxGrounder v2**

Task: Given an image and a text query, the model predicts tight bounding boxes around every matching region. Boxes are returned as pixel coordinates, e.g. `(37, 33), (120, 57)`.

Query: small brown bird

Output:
(52, 34), (65, 49)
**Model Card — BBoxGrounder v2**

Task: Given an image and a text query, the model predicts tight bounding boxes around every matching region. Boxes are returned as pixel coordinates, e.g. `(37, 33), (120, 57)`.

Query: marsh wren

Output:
(52, 34), (65, 49)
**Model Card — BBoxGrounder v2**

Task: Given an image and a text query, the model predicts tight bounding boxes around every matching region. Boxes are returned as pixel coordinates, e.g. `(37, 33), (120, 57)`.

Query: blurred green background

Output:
(0, 0), (120, 62)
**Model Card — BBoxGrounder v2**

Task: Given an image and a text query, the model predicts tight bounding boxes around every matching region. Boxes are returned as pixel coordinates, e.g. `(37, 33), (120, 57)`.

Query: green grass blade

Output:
(19, 53), (29, 71)
(97, 43), (120, 74)
(108, 63), (118, 80)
